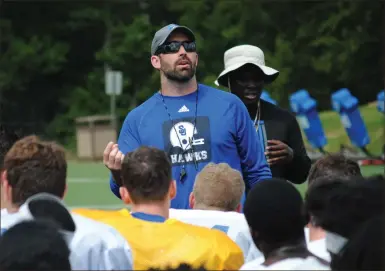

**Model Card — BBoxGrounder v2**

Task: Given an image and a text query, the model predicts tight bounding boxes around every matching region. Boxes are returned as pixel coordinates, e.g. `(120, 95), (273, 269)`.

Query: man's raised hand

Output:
(103, 142), (125, 170)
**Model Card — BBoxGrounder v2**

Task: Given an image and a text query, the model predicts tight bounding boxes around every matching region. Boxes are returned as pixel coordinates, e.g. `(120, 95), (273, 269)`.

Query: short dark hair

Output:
(331, 215), (385, 271)
(307, 154), (362, 187)
(304, 175), (384, 239)
(0, 125), (22, 170)
(0, 220), (71, 271)
(244, 178), (306, 244)
(121, 146), (172, 203)
(3, 135), (67, 206)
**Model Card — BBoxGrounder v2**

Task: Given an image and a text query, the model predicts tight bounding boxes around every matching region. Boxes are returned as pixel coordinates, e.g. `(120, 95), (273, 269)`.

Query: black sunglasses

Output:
(156, 41), (196, 55)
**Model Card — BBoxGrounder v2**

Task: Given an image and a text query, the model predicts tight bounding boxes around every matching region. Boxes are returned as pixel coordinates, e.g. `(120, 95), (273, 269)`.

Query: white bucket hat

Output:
(215, 45), (279, 88)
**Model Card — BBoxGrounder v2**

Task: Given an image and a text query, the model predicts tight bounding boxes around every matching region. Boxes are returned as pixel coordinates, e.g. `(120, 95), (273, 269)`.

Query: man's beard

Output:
(161, 59), (196, 83)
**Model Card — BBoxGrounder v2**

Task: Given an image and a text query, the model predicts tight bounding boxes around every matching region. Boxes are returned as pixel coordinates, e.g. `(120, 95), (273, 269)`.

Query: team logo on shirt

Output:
(162, 116), (211, 165)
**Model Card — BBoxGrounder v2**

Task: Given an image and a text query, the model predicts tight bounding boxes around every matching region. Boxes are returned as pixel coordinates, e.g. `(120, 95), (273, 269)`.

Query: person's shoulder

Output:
(72, 208), (120, 220)
(177, 217), (239, 244)
(72, 210), (126, 231)
(168, 218), (244, 267)
(170, 208), (245, 223)
(71, 208), (132, 230)
(124, 93), (160, 119)
(1, 211), (24, 230)
(260, 100), (296, 120)
(240, 256), (266, 270)
(295, 256), (331, 270)
(199, 83), (244, 106)
(167, 217), (211, 233)
(169, 208), (211, 218)
(168, 208), (185, 216)
(71, 210), (132, 247)
(195, 209), (246, 223)
(208, 223), (245, 268)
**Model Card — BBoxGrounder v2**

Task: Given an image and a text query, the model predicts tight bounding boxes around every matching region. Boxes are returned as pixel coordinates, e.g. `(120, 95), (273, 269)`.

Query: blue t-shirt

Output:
(109, 84), (272, 209)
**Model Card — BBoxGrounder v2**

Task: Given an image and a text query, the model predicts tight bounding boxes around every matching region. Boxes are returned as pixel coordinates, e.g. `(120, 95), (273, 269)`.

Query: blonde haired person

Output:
(170, 162), (263, 262)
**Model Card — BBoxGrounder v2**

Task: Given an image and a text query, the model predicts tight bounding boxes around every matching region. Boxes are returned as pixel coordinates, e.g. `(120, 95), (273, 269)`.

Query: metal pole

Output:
(104, 2), (117, 132)
(111, 75), (116, 131)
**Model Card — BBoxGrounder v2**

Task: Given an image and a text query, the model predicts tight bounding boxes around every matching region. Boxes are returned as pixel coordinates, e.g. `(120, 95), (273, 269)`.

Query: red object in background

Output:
(358, 159), (385, 166)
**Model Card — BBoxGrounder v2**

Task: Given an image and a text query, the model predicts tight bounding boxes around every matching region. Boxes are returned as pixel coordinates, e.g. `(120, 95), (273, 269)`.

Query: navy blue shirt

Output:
(109, 84), (272, 209)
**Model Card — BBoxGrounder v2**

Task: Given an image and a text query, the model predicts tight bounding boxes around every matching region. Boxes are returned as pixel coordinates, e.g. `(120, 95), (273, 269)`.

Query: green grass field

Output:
(64, 102), (384, 208)
(64, 161), (384, 208)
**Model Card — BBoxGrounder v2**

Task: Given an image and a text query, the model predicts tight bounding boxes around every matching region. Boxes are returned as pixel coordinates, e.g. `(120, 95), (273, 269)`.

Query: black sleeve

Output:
(285, 115), (311, 184)
(110, 169), (123, 187)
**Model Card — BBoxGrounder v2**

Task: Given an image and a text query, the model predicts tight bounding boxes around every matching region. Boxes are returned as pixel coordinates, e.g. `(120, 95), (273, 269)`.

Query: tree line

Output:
(0, 0), (383, 146)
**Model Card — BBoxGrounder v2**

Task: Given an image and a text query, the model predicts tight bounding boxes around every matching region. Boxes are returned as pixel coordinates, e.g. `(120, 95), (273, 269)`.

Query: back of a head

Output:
(193, 163), (245, 211)
(3, 135), (67, 206)
(0, 219), (71, 271)
(331, 215), (384, 271)
(307, 153), (362, 187)
(244, 178), (306, 245)
(305, 175), (384, 241)
(121, 146), (172, 203)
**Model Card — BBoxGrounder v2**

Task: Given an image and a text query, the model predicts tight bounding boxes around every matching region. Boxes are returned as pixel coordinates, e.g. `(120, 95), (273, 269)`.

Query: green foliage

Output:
(0, 0), (382, 148)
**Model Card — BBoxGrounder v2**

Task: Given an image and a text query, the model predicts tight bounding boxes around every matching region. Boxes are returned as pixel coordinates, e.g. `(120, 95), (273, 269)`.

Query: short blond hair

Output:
(193, 163), (245, 211)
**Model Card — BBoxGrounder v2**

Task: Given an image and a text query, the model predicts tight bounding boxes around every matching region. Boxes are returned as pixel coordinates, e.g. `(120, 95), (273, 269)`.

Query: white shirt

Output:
(305, 227), (330, 262)
(305, 227), (310, 244)
(169, 208), (262, 262)
(308, 238), (330, 262)
(1, 209), (133, 270)
(240, 256), (330, 270)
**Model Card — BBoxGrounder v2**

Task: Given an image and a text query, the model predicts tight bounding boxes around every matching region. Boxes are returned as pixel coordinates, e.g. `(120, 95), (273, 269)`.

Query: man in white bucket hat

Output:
(216, 45), (311, 185)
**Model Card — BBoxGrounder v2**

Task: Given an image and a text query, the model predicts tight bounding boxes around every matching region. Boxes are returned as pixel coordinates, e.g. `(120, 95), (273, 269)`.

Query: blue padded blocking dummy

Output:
(377, 90), (384, 113)
(331, 88), (370, 148)
(289, 89), (327, 149)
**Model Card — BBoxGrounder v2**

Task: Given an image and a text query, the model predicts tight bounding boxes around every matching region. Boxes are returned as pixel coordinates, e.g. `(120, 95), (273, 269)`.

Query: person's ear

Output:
(169, 180), (177, 200)
(189, 192), (195, 209)
(235, 203), (242, 213)
(119, 187), (133, 205)
(151, 55), (161, 69)
(1, 170), (12, 204)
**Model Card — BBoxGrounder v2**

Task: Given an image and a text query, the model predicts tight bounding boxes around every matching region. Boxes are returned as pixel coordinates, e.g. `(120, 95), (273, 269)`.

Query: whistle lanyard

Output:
(159, 89), (199, 183)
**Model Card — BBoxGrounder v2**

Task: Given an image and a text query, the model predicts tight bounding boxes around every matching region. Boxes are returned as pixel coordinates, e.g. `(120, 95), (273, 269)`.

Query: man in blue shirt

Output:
(106, 24), (272, 209)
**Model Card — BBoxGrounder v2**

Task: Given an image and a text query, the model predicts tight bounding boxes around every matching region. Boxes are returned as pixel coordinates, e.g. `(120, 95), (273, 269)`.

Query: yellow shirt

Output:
(72, 208), (244, 270)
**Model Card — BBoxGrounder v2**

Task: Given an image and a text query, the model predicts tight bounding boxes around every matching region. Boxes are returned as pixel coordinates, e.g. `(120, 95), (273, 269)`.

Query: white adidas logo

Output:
(178, 105), (190, 113)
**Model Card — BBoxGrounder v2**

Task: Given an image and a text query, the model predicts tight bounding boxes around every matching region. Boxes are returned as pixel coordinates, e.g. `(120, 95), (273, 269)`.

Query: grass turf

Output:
(64, 161), (383, 208)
